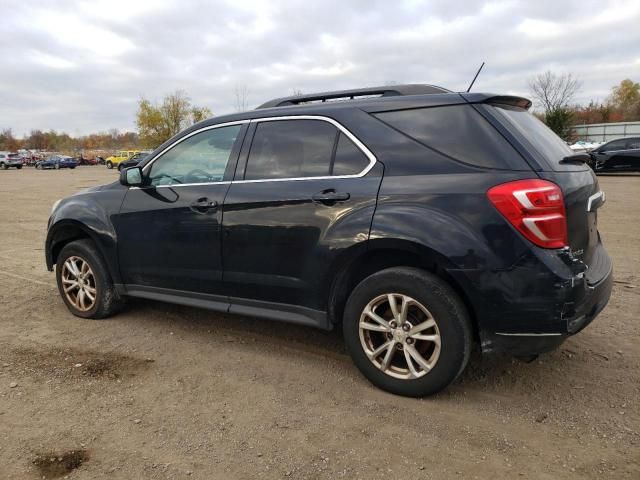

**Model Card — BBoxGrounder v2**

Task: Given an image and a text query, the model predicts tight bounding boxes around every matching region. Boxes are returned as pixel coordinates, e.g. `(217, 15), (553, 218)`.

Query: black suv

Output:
(45, 85), (613, 396)
(589, 137), (640, 172)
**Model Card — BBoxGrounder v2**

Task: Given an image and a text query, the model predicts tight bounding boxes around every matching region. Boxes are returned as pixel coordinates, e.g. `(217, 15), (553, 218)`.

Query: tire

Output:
(106, 161), (113, 169)
(0, 163), (6, 170)
(343, 267), (472, 397)
(117, 164), (123, 171)
(16, 165), (22, 169)
(55, 163), (60, 170)
(55, 239), (125, 319)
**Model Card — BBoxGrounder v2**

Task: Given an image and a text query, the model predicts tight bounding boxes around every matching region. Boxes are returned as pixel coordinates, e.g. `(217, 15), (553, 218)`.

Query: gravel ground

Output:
(0, 167), (638, 479)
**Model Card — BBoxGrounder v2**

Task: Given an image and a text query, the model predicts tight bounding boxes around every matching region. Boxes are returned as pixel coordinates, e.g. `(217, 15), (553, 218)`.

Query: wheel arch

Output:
(327, 239), (479, 338)
(45, 220), (119, 284)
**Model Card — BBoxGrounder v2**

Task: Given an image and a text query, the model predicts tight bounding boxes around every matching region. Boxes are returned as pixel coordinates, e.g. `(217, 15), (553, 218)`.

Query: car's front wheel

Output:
(343, 267), (472, 397)
(55, 239), (124, 319)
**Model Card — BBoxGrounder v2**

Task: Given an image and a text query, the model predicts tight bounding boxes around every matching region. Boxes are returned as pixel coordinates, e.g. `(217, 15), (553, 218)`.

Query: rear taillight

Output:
(487, 179), (567, 249)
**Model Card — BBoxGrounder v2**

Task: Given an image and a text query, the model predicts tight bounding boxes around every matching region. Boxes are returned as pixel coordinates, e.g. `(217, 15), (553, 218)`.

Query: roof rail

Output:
(256, 84), (451, 109)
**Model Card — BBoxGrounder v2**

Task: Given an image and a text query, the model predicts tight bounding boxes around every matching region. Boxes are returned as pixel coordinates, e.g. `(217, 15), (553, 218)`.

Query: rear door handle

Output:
(312, 189), (350, 204)
(190, 198), (218, 213)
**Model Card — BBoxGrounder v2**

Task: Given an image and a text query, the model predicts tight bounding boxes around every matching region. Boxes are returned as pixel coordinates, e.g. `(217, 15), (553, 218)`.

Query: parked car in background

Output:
(36, 155), (78, 170)
(117, 152), (150, 171)
(589, 137), (640, 172)
(76, 155), (98, 166)
(0, 152), (24, 169)
(105, 150), (141, 169)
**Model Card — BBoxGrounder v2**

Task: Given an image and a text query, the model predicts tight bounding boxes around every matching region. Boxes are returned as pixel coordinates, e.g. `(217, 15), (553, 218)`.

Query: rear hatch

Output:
(480, 102), (607, 282)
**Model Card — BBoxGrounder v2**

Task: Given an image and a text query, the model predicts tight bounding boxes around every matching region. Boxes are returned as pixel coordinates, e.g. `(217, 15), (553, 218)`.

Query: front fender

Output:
(46, 188), (126, 283)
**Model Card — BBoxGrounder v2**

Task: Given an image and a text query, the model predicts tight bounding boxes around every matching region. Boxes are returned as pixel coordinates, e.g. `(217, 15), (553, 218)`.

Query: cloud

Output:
(1, 0), (639, 136)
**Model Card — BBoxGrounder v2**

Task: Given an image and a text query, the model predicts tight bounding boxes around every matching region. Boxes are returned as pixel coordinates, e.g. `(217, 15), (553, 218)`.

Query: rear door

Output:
(221, 117), (381, 314)
(482, 104), (606, 279)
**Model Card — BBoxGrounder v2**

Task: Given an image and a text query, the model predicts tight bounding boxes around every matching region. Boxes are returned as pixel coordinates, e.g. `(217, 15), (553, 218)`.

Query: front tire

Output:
(343, 267), (472, 397)
(55, 239), (124, 319)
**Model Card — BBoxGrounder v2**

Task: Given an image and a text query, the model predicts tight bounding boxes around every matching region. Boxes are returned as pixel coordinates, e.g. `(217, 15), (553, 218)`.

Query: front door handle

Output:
(190, 197), (218, 213)
(312, 189), (350, 205)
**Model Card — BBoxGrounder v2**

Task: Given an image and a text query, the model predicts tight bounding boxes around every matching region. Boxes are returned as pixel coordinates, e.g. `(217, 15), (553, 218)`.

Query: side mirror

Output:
(120, 166), (143, 187)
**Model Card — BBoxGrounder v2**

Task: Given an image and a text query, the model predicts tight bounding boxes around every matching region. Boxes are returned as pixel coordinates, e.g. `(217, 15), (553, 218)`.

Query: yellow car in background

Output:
(105, 150), (141, 169)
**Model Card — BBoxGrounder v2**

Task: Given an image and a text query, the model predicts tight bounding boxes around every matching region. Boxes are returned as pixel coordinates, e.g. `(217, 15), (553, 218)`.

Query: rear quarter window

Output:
(374, 105), (526, 170)
(484, 104), (586, 171)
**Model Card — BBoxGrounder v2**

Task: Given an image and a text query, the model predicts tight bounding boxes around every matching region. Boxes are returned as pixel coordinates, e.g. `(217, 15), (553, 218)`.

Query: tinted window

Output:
(604, 139), (627, 151)
(375, 105), (523, 169)
(245, 120), (337, 180)
(148, 125), (241, 186)
(332, 133), (369, 175)
(487, 105), (577, 171)
(627, 139), (640, 149)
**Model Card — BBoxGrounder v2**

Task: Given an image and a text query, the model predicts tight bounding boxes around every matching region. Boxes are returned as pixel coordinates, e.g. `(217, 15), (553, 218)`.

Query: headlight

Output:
(51, 199), (62, 214)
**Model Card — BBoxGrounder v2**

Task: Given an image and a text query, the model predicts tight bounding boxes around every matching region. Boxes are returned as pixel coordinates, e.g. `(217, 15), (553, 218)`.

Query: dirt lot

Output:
(0, 167), (638, 479)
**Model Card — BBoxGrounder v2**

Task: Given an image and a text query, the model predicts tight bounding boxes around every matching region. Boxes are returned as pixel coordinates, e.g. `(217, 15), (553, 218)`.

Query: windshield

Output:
(485, 104), (584, 171)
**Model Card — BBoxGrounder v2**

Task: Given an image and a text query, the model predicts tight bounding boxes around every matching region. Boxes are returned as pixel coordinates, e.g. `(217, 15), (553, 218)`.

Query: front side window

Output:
(244, 120), (337, 180)
(604, 139), (626, 152)
(148, 125), (241, 186)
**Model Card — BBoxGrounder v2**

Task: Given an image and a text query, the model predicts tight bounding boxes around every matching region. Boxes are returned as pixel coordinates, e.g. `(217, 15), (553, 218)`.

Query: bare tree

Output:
(234, 84), (249, 112)
(528, 71), (581, 113)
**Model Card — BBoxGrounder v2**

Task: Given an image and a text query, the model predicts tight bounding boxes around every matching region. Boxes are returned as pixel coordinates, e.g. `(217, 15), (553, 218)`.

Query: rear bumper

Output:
(480, 264), (612, 356)
(450, 242), (614, 356)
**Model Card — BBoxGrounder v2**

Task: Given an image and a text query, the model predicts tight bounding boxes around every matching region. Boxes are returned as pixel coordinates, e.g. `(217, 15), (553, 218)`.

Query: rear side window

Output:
(375, 105), (524, 169)
(245, 120), (337, 180)
(332, 133), (370, 175)
(486, 104), (581, 171)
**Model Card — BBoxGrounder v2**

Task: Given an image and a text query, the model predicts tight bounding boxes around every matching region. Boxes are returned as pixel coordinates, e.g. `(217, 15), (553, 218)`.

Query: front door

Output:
(113, 123), (247, 294)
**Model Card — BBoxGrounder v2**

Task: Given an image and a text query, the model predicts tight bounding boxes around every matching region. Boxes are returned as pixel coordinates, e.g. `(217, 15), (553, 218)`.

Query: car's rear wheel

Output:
(1, 163), (6, 170)
(55, 239), (124, 319)
(16, 165), (22, 169)
(106, 161), (113, 169)
(343, 267), (472, 397)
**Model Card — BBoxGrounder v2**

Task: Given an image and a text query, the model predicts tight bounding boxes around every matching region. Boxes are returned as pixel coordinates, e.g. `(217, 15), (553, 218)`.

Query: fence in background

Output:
(572, 121), (640, 142)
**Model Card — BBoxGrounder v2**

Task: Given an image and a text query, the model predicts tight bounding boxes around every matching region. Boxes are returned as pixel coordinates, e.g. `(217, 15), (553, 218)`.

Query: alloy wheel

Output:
(358, 293), (441, 380)
(61, 256), (97, 312)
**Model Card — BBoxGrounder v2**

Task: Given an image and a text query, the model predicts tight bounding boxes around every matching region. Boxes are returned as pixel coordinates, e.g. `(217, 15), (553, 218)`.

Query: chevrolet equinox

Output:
(45, 85), (613, 396)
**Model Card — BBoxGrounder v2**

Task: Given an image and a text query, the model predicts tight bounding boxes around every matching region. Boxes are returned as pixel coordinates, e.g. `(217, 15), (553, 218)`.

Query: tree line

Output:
(2, 77), (639, 153)
(529, 74), (640, 140)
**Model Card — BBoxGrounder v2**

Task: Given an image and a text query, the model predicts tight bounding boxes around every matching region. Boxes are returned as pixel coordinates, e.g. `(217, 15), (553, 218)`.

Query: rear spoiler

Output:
(460, 93), (532, 110)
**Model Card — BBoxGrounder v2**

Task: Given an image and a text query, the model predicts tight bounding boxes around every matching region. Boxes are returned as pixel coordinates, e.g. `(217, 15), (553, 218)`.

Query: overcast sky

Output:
(2, 0), (639, 136)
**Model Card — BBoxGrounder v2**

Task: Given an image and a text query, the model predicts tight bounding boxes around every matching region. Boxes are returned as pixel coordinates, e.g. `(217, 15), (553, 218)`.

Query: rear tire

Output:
(343, 267), (472, 397)
(1, 163), (6, 170)
(55, 239), (125, 319)
(16, 165), (22, 169)
(106, 161), (113, 169)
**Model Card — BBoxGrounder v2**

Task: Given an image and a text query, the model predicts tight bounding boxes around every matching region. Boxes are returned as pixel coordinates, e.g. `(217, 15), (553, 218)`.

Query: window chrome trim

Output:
(132, 115), (377, 189)
(233, 115), (377, 184)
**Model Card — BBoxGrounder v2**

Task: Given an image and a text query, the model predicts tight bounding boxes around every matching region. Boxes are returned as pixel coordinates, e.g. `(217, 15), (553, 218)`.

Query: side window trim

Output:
(137, 120), (250, 189)
(233, 115), (377, 183)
